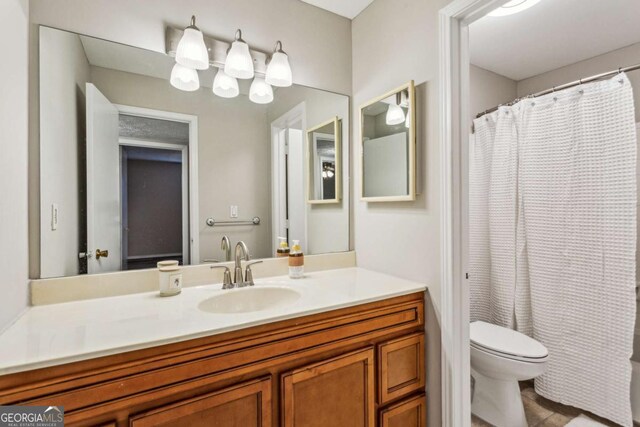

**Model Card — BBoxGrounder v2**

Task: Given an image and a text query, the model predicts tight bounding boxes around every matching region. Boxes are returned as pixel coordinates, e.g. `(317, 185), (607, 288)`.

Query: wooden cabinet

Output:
(281, 348), (375, 427)
(378, 332), (425, 404)
(0, 293), (425, 427)
(130, 377), (271, 427)
(380, 394), (427, 427)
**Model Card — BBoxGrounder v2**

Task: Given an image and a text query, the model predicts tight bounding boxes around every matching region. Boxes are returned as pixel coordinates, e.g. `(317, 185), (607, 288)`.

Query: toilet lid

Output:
(470, 321), (548, 359)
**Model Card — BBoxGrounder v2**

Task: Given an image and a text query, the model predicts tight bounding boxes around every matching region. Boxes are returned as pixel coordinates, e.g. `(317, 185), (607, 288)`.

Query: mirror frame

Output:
(306, 116), (342, 204)
(359, 80), (416, 202)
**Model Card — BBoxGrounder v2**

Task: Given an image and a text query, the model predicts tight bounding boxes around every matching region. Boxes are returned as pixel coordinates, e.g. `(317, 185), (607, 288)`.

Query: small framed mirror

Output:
(360, 80), (416, 202)
(307, 117), (342, 204)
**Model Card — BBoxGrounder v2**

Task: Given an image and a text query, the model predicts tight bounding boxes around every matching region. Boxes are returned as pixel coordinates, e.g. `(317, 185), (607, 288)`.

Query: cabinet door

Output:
(380, 394), (426, 427)
(130, 377), (271, 427)
(378, 333), (425, 404)
(281, 347), (375, 427)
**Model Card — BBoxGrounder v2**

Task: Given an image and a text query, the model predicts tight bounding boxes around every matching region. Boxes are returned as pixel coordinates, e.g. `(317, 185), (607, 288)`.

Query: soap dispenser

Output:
(288, 240), (304, 279)
(276, 236), (290, 258)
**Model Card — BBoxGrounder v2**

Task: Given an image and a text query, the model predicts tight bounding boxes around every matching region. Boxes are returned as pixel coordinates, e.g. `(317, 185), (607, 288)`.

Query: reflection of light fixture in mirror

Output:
(266, 41), (292, 87)
(170, 63), (200, 91)
(225, 29), (254, 79)
(405, 110), (411, 128)
(249, 76), (274, 104)
(488, 0), (541, 16)
(386, 104), (405, 125)
(175, 16), (209, 70)
(322, 163), (335, 179)
(213, 69), (239, 98)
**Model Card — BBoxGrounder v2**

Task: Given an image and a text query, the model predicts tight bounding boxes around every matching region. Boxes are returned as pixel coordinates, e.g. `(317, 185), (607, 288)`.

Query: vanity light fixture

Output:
(405, 110), (411, 129)
(170, 63), (200, 91)
(249, 76), (274, 104)
(386, 103), (405, 125)
(175, 16), (209, 70)
(488, 0), (541, 17)
(213, 69), (240, 98)
(225, 29), (255, 79)
(265, 41), (293, 87)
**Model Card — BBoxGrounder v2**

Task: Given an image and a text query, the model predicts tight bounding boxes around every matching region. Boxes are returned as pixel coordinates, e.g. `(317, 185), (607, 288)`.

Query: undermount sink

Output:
(198, 286), (301, 314)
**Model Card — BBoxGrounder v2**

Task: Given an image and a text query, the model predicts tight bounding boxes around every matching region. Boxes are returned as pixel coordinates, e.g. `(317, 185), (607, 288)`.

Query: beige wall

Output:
(470, 65), (517, 121)
(517, 42), (640, 122)
(0, 0), (29, 331)
(267, 86), (350, 255)
(39, 28), (90, 278)
(90, 66), (273, 261)
(29, 0), (352, 94)
(352, 0), (453, 424)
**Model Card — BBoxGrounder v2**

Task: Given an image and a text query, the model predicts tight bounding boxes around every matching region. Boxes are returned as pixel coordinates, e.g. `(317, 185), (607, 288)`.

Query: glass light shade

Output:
(212, 69), (239, 98)
(170, 63), (199, 91)
(405, 110), (411, 128)
(386, 104), (405, 125)
(488, 0), (541, 16)
(176, 28), (209, 70)
(265, 51), (292, 87)
(225, 40), (254, 79)
(249, 77), (274, 104)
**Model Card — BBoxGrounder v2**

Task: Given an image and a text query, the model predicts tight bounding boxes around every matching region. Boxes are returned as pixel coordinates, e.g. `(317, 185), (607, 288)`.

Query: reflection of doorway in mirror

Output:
(120, 145), (185, 271)
(311, 133), (336, 201)
(271, 103), (308, 255)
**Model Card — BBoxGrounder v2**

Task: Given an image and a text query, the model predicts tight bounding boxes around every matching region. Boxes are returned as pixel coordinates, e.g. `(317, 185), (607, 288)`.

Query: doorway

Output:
(120, 145), (185, 270)
(271, 103), (308, 254)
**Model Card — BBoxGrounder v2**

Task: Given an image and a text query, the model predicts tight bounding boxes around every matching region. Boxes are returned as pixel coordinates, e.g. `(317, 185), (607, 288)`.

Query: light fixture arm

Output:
(187, 15), (199, 31)
(234, 29), (245, 43)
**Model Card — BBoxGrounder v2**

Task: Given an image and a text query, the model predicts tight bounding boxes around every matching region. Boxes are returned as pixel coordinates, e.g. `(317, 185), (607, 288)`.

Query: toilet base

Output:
(471, 368), (527, 427)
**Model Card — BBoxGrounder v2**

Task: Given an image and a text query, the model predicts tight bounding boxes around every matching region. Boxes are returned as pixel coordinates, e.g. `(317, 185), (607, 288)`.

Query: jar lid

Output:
(159, 265), (181, 272)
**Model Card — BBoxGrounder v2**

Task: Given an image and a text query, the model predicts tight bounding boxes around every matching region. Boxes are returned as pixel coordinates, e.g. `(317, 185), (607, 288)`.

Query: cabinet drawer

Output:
(129, 377), (271, 427)
(380, 394), (426, 427)
(281, 347), (375, 427)
(378, 333), (425, 404)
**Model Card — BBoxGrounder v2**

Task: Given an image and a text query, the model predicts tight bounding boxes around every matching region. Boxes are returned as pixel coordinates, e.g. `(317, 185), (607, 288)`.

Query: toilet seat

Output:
(470, 321), (548, 363)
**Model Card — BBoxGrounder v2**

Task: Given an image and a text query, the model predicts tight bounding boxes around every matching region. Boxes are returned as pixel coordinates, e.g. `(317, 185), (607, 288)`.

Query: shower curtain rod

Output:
(475, 62), (640, 120)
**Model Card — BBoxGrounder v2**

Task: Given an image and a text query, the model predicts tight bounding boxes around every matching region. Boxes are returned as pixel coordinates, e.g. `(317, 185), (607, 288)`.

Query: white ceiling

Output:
(299, 0), (374, 19)
(470, 0), (640, 81)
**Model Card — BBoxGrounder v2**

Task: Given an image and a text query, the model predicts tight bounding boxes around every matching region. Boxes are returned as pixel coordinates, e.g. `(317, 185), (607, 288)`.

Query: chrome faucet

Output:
(234, 241), (250, 284)
(221, 236), (231, 262)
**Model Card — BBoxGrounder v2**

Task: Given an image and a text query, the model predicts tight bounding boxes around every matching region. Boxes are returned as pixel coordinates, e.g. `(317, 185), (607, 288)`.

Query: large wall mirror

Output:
(360, 80), (416, 202)
(307, 117), (341, 204)
(37, 26), (350, 279)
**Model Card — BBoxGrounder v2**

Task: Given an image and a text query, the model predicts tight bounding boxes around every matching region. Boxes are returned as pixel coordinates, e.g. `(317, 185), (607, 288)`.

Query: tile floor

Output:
(471, 382), (621, 427)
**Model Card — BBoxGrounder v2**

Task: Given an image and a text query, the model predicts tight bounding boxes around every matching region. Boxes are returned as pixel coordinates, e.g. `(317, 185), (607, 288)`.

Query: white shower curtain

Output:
(470, 73), (637, 426)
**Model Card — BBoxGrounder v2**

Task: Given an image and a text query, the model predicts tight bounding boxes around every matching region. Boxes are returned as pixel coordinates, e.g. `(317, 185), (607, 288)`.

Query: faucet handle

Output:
(210, 265), (233, 289)
(244, 260), (263, 286)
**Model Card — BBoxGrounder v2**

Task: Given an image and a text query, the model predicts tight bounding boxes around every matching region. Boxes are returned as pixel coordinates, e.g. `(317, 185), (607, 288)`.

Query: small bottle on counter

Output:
(288, 240), (304, 279)
(276, 236), (290, 258)
(158, 260), (182, 296)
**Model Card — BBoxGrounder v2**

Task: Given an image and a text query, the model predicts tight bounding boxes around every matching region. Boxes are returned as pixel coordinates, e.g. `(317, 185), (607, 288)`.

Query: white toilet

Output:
(470, 321), (549, 427)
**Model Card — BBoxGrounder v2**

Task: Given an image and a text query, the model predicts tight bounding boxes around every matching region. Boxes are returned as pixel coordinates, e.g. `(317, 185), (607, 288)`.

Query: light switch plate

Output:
(230, 205), (238, 218)
(51, 203), (59, 230)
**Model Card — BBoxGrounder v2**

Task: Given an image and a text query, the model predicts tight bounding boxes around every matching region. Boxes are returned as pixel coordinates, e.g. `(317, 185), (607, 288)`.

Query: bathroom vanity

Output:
(0, 268), (427, 427)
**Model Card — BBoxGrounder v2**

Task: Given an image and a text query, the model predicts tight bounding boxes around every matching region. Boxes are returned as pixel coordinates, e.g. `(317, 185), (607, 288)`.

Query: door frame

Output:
(438, 1), (509, 425)
(115, 104), (200, 264)
(270, 102), (307, 254)
(119, 139), (189, 268)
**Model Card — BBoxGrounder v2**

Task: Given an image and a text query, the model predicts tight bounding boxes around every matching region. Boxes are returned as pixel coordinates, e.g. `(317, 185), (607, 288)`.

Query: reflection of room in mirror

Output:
(360, 81), (415, 202)
(307, 117), (341, 204)
(37, 26), (350, 279)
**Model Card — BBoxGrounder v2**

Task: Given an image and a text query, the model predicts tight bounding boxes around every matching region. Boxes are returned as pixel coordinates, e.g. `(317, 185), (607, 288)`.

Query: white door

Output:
(86, 83), (121, 273)
(286, 128), (307, 252)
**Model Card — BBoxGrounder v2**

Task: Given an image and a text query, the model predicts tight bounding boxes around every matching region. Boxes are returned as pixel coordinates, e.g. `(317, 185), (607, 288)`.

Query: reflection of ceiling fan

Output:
(322, 162), (335, 179)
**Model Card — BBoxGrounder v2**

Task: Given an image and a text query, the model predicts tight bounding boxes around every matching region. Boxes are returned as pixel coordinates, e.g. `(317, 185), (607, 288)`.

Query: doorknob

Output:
(95, 249), (109, 259)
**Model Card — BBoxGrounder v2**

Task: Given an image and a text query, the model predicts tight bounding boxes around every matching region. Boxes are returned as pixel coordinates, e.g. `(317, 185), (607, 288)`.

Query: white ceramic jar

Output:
(158, 261), (182, 296)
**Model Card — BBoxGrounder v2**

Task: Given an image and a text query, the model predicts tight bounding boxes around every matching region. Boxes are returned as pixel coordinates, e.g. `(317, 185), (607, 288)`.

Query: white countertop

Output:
(0, 268), (426, 375)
